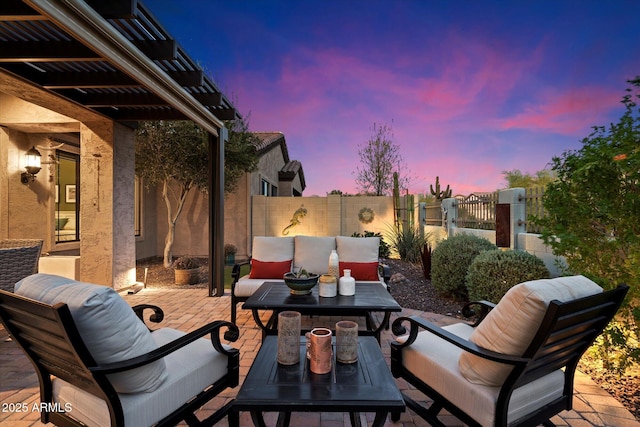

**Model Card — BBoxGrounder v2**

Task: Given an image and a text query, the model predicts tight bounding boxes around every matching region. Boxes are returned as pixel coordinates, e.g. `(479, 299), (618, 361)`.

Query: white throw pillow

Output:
(294, 236), (336, 275)
(252, 236), (294, 262)
(15, 274), (167, 393)
(335, 236), (379, 262)
(459, 275), (602, 386)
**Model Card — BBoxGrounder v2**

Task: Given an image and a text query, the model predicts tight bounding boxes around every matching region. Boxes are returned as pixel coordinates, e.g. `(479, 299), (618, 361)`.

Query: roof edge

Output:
(25, 0), (225, 135)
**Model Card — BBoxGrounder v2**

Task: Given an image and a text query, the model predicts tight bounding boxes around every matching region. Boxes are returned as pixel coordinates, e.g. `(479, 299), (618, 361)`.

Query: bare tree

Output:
(354, 122), (408, 195)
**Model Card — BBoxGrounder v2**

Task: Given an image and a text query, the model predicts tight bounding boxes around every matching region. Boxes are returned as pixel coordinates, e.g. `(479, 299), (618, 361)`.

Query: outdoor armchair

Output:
(390, 276), (629, 427)
(0, 273), (240, 427)
(0, 238), (43, 291)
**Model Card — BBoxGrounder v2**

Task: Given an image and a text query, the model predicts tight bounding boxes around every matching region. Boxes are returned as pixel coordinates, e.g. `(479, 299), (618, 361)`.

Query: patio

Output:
(1, 288), (638, 427)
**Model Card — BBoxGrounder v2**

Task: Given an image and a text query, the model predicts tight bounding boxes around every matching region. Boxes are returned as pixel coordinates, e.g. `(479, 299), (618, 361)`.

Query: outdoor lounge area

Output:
(1, 283), (638, 427)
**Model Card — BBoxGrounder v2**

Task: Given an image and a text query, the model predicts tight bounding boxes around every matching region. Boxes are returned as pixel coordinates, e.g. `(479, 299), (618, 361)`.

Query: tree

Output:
(135, 117), (258, 267)
(533, 77), (639, 372)
(354, 122), (408, 195)
(502, 168), (555, 189)
(223, 116), (259, 194)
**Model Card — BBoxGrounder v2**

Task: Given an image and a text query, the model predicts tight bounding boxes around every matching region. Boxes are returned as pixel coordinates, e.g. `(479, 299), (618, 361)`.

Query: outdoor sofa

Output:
(230, 235), (390, 323)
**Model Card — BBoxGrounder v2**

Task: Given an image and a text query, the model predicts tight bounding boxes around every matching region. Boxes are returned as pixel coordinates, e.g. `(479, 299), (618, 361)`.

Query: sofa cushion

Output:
(336, 236), (380, 281)
(249, 259), (292, 279)
(459, 275), (602, 386)
(294, 235), (336, 275)
(400, 323), (564, 426)
(336, 236), (379, 262)
(52, 328), (230, 427)
(339, 261), (379, 281)
(252, 236), (294, 262)
(15, 273), (167, 394)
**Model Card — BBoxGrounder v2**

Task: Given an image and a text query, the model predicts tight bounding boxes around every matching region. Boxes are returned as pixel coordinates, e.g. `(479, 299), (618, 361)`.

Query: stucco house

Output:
(0, 0), (235, 296)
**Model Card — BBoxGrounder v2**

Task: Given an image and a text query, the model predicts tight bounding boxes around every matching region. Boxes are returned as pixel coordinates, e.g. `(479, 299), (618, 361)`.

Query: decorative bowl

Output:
(283, 272), (319, 295)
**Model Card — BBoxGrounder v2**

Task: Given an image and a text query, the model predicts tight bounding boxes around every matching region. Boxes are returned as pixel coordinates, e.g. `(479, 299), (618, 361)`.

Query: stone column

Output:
(441, 197), (457, 236)
(498, 188), (526, 250)
(79, 121), (135, 289)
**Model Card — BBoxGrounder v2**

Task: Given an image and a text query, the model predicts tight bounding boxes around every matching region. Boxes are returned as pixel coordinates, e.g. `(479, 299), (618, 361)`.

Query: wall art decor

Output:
(358, 207), (375, 224)
(282, 205), (308, 235)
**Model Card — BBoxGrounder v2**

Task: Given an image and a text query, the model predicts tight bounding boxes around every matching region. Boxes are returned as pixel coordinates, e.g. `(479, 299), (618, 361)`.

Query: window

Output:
(261, 179), (278, 197)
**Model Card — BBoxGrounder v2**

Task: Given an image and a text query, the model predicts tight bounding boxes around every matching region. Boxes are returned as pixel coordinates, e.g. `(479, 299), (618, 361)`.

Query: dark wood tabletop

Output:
(229, 335), (405, 427)
(242, 282), (402, 342)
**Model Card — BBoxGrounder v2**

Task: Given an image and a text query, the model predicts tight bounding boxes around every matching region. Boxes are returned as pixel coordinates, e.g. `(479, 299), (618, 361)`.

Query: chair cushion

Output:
(400, 322), (564, 427)
(52, 328), (231, 427)
(235, 276), (285, 297)
(294, 236), (336, 275)
(336, 236), (381, 281)
(15, 273), (167, 393)
(459, 275), (602, 386)
(249, 259), (292, 279)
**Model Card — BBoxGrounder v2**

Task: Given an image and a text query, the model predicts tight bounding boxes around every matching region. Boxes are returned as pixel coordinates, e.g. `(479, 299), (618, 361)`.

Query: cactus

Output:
(406, 193), (415, 228)
(430, 176), (452, 200)
(393, 172), (401, 228)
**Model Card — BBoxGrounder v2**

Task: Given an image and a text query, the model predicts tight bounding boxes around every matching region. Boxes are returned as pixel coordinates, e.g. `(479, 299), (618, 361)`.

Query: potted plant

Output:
(173, 256), (200, 285)
(224, 244), (237, 266)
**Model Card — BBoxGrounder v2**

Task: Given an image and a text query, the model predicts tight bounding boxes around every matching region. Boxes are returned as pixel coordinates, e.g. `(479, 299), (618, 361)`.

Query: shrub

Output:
(466, 250), (551, 303)
(351, 230), (391, 258)
(224, 244), (237, 256)
(172, 256), (200, 270)
(431, 234), (496, 300)
(386, 223), (428, 264)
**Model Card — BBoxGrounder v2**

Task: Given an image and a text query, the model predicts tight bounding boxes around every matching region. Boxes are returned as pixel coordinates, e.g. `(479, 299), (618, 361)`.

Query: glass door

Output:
(55, 151), (80, 242)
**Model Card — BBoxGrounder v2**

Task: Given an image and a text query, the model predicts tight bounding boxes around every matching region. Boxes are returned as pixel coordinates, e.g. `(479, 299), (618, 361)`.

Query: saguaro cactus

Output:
(430, 176), (452, 200)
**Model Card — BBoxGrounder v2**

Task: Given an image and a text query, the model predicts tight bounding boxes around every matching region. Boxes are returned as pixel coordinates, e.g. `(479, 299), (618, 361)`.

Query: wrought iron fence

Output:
(454, 192), (498, 230)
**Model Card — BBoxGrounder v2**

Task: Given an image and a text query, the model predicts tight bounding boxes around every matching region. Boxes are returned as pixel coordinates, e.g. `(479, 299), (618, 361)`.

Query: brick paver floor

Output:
(1, 288), (638, 426)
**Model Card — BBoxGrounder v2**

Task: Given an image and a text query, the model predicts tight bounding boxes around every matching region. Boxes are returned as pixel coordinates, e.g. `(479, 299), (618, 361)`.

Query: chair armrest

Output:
(379, 261), (391, 290)
(231, 259), (251, 290)
(461, 300), (496, 327)
(391, 315), (528, 366)
(132, 304), (165, 325)
(89, 320), (240, 375)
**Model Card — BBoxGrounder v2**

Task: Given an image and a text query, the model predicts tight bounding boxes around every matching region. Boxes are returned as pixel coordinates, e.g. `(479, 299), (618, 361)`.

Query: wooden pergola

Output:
(0, 0), (235, 296)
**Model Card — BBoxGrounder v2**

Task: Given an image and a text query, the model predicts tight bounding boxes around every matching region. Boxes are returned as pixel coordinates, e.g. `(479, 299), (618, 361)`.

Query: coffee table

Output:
(242, 281), (402, 342)
(229, 335), (405, 427)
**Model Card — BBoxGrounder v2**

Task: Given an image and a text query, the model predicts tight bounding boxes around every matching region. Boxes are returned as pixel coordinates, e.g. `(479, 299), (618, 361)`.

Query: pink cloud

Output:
(498, 86), (622, 135)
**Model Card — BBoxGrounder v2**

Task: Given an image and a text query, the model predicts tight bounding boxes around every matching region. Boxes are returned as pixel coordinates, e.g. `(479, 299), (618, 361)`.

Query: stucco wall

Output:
(0, 128), (50, 243)
(134, 182), (159, 260)
(250, 194), (399, 251)
(253, 148), (283, 194)
(517, 232), (566, 277)
(154, 182), (211, 259)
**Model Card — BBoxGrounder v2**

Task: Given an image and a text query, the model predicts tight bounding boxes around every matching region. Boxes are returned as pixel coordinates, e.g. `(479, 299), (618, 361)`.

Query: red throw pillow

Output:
(339, 261), (379, 281)
(249, 259), (292, 279)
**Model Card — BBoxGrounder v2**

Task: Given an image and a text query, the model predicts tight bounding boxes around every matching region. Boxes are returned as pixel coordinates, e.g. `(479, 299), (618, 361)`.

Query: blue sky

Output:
(145, 0), (640, 195)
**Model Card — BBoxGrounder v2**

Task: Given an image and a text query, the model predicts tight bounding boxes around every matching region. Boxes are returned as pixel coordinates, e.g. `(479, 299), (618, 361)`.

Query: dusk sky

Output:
(145, 0), (640, 196)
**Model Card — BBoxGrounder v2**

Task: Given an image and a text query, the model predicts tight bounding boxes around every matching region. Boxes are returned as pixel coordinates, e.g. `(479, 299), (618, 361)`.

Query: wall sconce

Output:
(21, 146), (42, 184)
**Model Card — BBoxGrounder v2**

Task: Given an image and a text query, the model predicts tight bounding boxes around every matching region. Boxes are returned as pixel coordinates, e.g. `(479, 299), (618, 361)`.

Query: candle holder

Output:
(336, 320), (358, 363)
(277, 311), (301, 365)
(307, 327), (333, 374)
